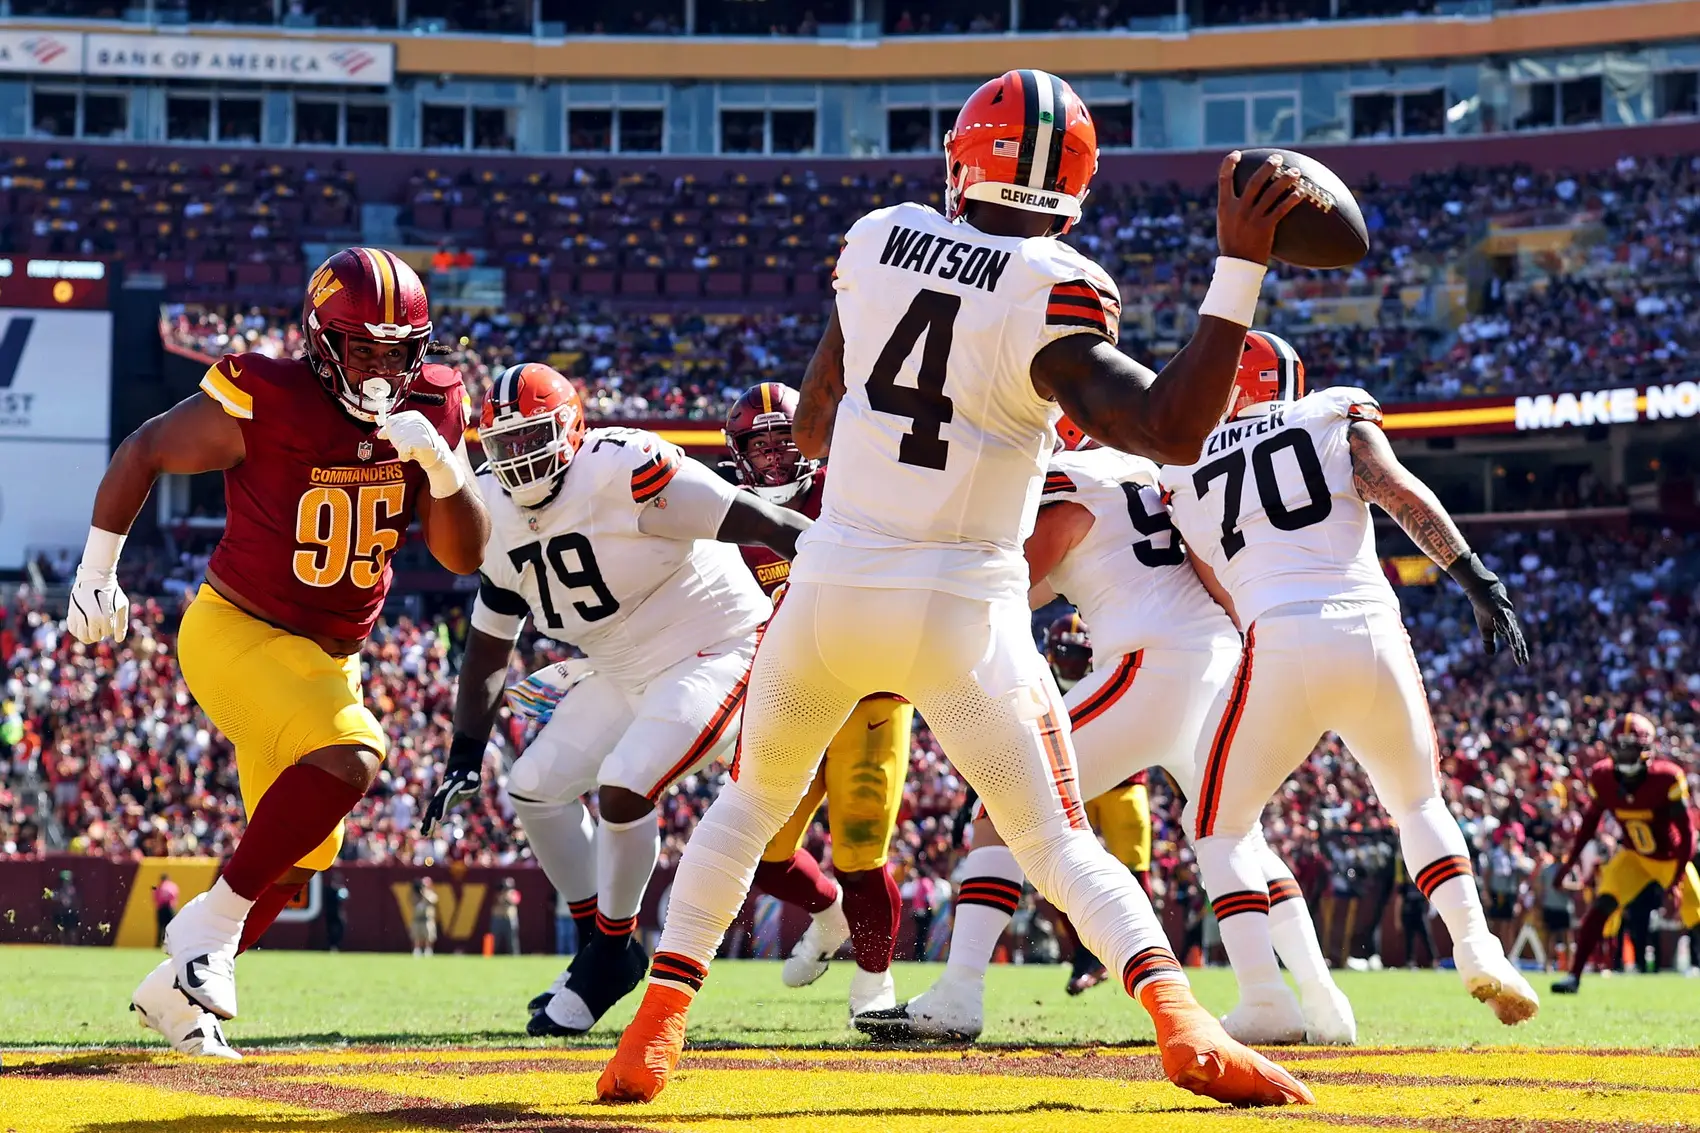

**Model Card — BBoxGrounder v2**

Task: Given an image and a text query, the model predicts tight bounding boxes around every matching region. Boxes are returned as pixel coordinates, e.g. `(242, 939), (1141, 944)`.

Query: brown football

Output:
(1231, 148), (1369, 270)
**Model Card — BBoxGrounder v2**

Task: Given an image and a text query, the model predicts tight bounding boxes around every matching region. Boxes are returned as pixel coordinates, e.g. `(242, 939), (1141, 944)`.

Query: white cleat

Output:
(163, 880), (250, 1020)
(853, 972), (984, 1043)
(1453, 935), (1539, 1026)
(131, 959), (241, 1060)
(848, 967), (896, 1017)
(1220, 981), (1307, 1045)
(782, 895), (851, 989)
(1298, 979), (1357, 1045)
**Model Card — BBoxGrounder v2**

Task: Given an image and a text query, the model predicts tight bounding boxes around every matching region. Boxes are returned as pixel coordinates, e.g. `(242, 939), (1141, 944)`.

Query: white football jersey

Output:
(793, 201), (1122, 602)
(1159, 387), (1398, 627)
(473, 427), (770, 690)
(1042, 447), (1237, 659)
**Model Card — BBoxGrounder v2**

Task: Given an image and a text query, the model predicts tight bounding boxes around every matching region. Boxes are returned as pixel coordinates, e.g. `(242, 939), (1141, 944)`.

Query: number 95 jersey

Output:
(797, 201), (1122, 603)
(1159, 387), (1398, 627)
(471, 427), (771, 691)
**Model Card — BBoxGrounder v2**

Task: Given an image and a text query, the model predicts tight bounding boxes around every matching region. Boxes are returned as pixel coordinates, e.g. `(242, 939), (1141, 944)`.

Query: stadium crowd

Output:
(6, 524), (1697, 959)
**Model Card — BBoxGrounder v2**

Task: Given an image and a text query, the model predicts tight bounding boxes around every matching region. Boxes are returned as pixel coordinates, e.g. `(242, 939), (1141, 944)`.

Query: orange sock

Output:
(597, 981), (695, 1103)
(1138, 979), (1314, 1107)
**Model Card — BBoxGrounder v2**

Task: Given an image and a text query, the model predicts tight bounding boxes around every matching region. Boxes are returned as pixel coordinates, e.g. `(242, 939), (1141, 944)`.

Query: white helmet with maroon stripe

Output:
(480, 363), (587, 507)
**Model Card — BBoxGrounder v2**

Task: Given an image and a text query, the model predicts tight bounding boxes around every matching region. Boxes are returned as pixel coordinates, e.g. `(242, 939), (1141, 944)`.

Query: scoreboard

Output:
(0, 256), (110, 311)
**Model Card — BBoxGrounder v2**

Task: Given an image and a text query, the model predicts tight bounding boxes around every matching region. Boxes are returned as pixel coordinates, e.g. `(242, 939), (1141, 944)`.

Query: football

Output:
(1232, 147), (1370, 270)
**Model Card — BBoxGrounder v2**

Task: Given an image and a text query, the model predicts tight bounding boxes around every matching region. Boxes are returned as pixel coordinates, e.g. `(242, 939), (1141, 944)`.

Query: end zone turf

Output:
(4, 1046), (1700, 1133)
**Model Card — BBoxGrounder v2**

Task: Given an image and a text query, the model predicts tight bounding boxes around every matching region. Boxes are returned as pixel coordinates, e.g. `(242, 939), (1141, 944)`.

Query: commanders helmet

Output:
(725, 382), (819, 506)
(1610, 711), (1657, 782)
(944, 70), (1099, 234)
(302, 247), (433, 424)
(480, 363), (587, 506)
(1045, 611), (1092, 691)
(1225, 330), (1306, 422)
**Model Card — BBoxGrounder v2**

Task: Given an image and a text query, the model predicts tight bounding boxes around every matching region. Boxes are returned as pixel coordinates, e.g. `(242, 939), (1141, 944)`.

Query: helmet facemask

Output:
(733, 426), (817, 506)
(310, 321), (430, 424)
(483, 407), (573, 507)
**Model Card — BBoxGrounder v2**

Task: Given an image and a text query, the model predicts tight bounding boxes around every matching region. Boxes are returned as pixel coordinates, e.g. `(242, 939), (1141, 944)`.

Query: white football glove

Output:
(378, 409), (464, 497)
(67, 564), (130, 644)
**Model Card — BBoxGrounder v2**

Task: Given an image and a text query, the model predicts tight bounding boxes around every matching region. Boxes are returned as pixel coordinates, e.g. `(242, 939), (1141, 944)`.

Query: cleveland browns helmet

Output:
(302, 247), (433, 424)
(1610, 712), (1657, 782)
(725, 382), (819, 506)
(1225, 330), (1306, 421)
(944, 69), (1099, 235)
(1053, 414), (1098, 453)
(1045, 612), (1092, 691)
(480, 363), (587, 506)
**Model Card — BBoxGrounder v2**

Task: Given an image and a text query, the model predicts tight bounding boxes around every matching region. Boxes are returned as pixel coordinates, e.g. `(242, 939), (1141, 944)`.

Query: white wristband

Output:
(1198, 256), (1267, 328)
(423, 455), (466, 499)
(81, 526), (126, 576)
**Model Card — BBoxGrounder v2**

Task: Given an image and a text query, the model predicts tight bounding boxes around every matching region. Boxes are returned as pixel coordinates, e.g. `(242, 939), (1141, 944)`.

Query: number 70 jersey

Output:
(796, 201), (1123, 603)
(1159, 387), (1398, 628)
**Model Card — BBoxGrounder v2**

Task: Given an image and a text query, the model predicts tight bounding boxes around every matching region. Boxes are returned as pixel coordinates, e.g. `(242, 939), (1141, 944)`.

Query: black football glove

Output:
(420, 733), (485, 837)
(1446, 552), (1530, 665)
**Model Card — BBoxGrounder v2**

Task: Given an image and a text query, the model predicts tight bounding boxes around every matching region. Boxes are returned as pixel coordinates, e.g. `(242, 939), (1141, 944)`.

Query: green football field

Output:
(1, 944), (1691, 1050)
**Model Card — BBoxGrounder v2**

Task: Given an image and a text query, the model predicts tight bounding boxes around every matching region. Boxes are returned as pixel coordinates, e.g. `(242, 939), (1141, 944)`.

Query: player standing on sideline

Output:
(727, 382), (913, 1018)
(67, 248), (489, 1057)
(420, 363), (810, 1037)
(1551, 712), (1698, 994)
(600, 69), (1314, 1108)
(860, 433), (1354, 1045)
(1160, 331), (1539, 1035)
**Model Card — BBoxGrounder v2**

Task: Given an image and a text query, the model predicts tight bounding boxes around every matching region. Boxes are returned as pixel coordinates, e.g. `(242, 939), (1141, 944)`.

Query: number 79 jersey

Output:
(472, 427), (771, 691)
(1158, 387), (1398, 627)
(795, 201), (1123, 603)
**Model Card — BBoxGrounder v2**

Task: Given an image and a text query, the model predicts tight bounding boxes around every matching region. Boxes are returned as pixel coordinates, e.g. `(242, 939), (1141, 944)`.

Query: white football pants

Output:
(654, 581), (1182, 995)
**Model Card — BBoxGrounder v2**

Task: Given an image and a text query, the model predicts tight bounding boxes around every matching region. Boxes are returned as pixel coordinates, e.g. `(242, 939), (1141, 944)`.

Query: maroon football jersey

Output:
(739, 471), (825, 597)
(200, 353), (467, 643)
(1585, 757), (1694, 862)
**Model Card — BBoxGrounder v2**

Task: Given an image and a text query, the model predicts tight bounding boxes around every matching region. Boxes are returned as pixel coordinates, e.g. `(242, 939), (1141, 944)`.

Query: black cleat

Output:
(527, 932), (649, 1037)
(1550, 974), (1580, 995)
(852, 1001), (979, 1044)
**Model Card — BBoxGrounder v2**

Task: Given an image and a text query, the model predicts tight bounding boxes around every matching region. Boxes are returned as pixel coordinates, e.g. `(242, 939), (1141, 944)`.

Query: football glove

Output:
(504, 658), (594, 726)
(420, 733), (485, 836)
(1446, 552), (1530, 665)
(379, 409), (464, 498)
(67, 564), (130, 644)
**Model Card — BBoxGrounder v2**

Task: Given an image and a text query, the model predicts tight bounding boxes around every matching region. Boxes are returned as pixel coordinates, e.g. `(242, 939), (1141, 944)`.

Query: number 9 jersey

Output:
(795, 200), (1122, 604)
(1159, 387), (1397, 628)
(200, 351), (468, 642)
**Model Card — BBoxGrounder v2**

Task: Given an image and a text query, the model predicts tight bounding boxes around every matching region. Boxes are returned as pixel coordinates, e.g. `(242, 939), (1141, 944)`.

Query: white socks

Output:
(1195, 831), (1283, 990)
(597, 810), (661, 924)
(943, 846), (1024, 982)
(510, 796), (597, 906)
(1396, 798), (1490, 946)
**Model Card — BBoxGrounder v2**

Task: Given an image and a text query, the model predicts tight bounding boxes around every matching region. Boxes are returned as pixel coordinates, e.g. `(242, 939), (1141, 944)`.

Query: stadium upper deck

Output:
(0, 0), (1697, 154)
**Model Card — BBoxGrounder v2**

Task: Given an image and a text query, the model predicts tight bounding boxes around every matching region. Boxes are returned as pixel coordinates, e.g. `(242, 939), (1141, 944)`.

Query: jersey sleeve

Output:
(199, 354), (259, 420)
(1034, 247), (1121, 352)
(634, 454), (741, 541)
(1316, 385), (1383, 425)
(629, 439), (685, 504)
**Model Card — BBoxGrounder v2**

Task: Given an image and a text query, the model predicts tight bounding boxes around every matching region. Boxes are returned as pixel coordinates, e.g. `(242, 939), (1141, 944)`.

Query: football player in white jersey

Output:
(1160, 332), (1538, 1035)
(420, 363), (810, 1036)
(858, 430), (1355, 1046)
(602, 69), (1316, 1109)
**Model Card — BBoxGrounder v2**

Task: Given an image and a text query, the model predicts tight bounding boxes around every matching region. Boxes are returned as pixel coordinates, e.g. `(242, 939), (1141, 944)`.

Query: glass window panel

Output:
(217, 97), (262, 144)
(1656, 71), (1698, 118)
(422, 103), (467, 149)
(1400, 89), (1444, 137)
(617, 108), (664, 153)
(472, 107), (514, 151)
(1351, 92), (1397, 139)
(295, 100), (340, 146)
(568, 108), (613, 152)
(770, 109), (816, 154)
(720, 109), (766, 154)
(887, 107), (933, 154)
(30, 91), (77, 139)
(83, 93), (127, 139)
(1251, 94), (1296, 145)
(346, 103), (389, 146)
(166, 96), (213, 142)
(1202, 98), (1246, 147)
(1088, 101), (1134, 149)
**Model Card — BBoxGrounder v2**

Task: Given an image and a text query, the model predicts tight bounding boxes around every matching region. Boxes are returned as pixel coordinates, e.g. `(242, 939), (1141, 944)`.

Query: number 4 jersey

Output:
(795, 201), (1122, 603)
(470, 427), (771, 690)
(199, 352), (468, 643)
(1159, 386), (1398, 627)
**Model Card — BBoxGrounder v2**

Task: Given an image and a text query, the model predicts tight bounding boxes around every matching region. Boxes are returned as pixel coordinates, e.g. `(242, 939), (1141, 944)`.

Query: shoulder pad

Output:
(199, 352), (291, 420)
(415, 361), (465, 392)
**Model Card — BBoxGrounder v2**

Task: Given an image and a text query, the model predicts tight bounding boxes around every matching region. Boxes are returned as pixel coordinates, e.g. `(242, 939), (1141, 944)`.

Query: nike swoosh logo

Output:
(867, 720), (887, 731)
(697, 649), (721, 658)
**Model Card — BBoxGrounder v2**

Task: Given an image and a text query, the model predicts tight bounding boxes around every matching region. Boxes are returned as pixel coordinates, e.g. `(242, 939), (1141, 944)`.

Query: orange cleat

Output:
(596, 983), (693, 1103)
(1139, 980), (1315, 1107)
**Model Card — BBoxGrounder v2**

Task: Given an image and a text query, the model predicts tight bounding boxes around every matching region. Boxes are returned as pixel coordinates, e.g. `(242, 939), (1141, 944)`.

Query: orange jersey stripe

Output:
(1195, 625), (1255, 839)
(1036, 709), (1087, 831)
(1070, 650), (1141, 731)
(631, 452), (681, 503)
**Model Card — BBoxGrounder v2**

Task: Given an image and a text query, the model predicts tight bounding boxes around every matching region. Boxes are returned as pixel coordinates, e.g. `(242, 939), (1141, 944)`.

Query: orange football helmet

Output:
(1225, 330), (1306, 421)
(480, 363), (587, 505)
(302, 247), (433, 424)
(1053, 414), (1100, 453)
(944, 69), (1099, 234)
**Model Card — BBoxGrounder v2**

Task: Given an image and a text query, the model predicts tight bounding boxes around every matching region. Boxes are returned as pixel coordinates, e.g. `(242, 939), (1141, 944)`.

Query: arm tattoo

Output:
(796, 305), (846, 458)
(1349, 422), (1469, 568)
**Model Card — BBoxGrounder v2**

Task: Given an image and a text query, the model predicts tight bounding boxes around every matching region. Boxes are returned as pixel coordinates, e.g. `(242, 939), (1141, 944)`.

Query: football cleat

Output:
(597, 983), (692, 1103)
(782, 897), (851, 989)
(1066, 963), (1110, 996)
(1143, 980), (1314, 1107)
(163, 881), (249, 1020)
(854, 972), (983, 1043)
(1219, 981), (1306, 1046)
(1298, 979), (1357, 1045)
(1550, 973), (1581, 995)
(528, 966), (570, 1014)
(529, 932), (648, 1037)
(131, 959), (241, 1060)
(848, 967), (896, 1017)
(1454, 935), (1540, 1025)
